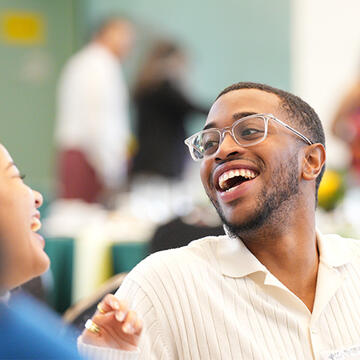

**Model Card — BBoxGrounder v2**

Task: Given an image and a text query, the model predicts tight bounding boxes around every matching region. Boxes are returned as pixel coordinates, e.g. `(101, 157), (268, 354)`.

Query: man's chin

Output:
(217, 209), (254, 234)
(209, 195), (262, 234)
(219, 203), (255, 227)
(217, 202), (271, 237)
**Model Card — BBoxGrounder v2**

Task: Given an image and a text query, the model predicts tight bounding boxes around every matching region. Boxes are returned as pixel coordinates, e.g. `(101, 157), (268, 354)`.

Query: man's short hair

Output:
(90, 15), (131, 39)
(216, 82), (326, 203)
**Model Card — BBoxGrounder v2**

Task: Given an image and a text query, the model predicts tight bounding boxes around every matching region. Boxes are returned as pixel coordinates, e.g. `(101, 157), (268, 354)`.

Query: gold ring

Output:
(97, 303), (106, 314)
(85, 319), (101, 335)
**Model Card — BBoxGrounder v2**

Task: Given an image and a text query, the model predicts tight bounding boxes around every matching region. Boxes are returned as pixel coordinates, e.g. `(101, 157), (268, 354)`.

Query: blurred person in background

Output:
(129, 40), (208, 220)
(132, 40), (208, 180)
(332, 79), (360, 184)
(55, 17), (135, 205)
(0, 143), (81, 359)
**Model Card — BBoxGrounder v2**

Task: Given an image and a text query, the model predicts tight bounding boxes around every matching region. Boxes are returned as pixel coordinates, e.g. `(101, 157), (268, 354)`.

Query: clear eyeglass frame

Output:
(184, 113), (314, 161)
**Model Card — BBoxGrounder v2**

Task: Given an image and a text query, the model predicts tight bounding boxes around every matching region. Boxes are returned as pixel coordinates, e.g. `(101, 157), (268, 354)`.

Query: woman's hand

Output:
(81, 294), (143, 351)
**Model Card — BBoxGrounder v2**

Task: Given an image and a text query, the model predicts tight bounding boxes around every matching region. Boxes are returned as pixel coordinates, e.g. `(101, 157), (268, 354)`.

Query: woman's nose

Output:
(33, 190), (43, 209)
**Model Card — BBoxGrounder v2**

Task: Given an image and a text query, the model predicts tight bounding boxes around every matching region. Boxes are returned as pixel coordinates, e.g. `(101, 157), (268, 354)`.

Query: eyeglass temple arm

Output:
(269, 116), (313, 145)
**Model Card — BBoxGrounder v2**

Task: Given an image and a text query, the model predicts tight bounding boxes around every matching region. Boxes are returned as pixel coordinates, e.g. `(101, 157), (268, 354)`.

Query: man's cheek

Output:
(200, 175), (210, 193)
(203, 180), (213, 198)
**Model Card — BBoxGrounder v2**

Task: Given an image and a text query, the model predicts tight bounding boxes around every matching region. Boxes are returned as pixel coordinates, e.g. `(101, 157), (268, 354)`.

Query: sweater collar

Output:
(218, 228), (354, 279)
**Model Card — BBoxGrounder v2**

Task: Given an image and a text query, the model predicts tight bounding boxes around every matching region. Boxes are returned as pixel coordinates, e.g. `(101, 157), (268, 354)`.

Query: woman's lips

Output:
(33, 232), (45, 249)
(31, 217), (41, 232)
(31, 215), (45, 248)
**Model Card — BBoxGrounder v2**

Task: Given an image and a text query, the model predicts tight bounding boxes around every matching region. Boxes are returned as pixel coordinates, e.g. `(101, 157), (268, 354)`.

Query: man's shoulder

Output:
(62, 45), (112, 75)
(341, 234), (360, 254)
(323, 233), (360, 248)
(321, 232), (360, 265)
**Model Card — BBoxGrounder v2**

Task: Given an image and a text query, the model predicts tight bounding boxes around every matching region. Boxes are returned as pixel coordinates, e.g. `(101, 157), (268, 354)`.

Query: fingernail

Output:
(111, 301), (120, 310)
(116, 311), (126, 322)
(123, 323), (134, 334)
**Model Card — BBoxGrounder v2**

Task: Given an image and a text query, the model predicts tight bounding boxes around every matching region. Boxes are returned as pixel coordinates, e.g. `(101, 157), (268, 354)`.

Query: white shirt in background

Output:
(78, 231), (360, 359)
(55, 43), (130, 188)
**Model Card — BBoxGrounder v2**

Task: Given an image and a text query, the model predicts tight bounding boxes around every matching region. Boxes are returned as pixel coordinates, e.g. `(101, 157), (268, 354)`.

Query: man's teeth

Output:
(218, 168), (257, 190)
(31, 218), (41, 232)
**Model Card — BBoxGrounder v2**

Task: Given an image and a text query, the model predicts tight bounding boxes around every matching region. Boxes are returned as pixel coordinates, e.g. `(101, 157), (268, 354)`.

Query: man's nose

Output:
(215, 131), (245, 161)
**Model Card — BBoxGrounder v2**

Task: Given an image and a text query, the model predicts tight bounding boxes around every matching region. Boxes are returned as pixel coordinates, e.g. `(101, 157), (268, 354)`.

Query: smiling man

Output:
(79, 83), (360, 360)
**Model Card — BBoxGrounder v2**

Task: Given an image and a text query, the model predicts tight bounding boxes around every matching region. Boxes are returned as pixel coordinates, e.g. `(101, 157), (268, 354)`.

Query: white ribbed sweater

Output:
(79, 232), (360, 360)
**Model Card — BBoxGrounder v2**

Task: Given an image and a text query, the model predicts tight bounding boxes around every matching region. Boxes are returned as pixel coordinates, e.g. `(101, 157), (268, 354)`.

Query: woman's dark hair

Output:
(133, 40), (183, 98)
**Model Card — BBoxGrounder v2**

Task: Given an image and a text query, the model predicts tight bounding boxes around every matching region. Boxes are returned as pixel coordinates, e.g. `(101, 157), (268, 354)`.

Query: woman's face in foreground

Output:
(0, 144), (49, 289)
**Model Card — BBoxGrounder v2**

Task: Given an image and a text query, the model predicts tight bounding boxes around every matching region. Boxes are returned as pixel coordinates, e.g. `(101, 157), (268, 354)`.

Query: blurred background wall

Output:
(0, 0), (76, 193)
(83, 0), (290, 100)
(292, 0), (360, 167)
(0, 0), (290, 194)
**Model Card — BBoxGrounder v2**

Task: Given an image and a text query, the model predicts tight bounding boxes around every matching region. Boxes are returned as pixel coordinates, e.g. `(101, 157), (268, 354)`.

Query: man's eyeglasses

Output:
(184, 113), (313, 161)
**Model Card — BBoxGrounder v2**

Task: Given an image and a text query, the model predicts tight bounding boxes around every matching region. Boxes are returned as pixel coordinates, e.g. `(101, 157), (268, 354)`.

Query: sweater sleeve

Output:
(77, 272), (171, 359)
(114, 275), (172, 359)
(77, 339), (140, 360)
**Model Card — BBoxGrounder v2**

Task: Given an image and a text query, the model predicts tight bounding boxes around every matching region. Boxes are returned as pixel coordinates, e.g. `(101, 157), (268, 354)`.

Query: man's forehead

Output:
(206, 88), (281, 126)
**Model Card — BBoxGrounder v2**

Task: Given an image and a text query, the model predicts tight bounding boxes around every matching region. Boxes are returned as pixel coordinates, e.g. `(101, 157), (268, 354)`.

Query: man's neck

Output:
(93, 40), (119, 60)
(237, 214), (319, 312)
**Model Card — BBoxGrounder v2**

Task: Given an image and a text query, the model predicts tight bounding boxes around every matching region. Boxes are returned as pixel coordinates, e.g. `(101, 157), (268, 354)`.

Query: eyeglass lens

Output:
(192, 116), (266, 158)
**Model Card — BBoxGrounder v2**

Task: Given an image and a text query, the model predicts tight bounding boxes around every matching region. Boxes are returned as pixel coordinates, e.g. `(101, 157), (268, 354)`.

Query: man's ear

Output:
(302, 143), (326, 181)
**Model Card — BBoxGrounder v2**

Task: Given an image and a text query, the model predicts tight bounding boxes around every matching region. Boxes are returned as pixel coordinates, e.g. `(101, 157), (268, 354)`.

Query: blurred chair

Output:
(150, 215), (224, 254)
(63, 273), (127, 336)
(44, 237), (74, 313)
(131, 40), (208, 181)
(112, 242), (149, 274)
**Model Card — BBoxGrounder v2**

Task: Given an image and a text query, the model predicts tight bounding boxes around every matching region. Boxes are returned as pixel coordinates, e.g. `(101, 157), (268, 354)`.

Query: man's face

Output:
(200, 89), (303, 234)
(105, 21), (134, 59)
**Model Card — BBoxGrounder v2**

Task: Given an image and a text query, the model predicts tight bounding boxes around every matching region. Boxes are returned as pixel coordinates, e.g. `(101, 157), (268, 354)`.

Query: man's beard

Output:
(208, 153), (300, 238)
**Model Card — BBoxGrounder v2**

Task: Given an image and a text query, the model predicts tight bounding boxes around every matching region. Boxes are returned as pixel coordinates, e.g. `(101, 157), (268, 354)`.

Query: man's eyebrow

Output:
(202, 112), (258, 131)
(203, 122), (216, 131)
(232, 111), (257, 120)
